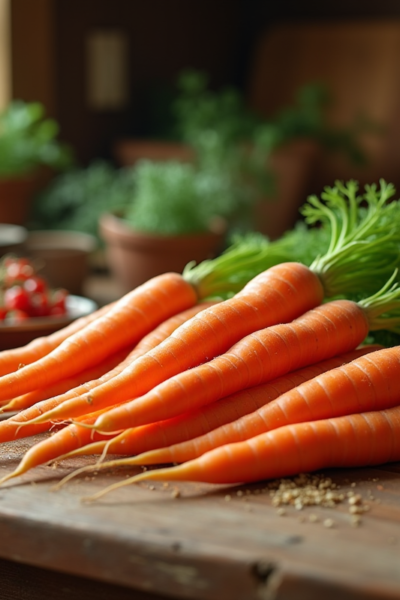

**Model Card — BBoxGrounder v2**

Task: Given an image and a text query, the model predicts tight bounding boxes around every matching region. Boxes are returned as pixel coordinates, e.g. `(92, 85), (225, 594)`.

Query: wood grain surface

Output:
(0, 433), (399, 600)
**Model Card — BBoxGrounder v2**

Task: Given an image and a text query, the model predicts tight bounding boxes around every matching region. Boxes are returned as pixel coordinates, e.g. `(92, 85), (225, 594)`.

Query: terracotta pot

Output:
(99, 213), (225, 292)
(114, 139), (195, 167)
(256, 139), (320, 240)
(25, 230), (97, 295)
(0, 167), (55, 227)
(0, 175), (40, 226)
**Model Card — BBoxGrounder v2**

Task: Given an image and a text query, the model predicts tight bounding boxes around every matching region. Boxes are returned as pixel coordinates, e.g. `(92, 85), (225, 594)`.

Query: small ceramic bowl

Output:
(25, 230), (97, 295)
(0, 295), (98, 350)
(0, 223), (28, 258)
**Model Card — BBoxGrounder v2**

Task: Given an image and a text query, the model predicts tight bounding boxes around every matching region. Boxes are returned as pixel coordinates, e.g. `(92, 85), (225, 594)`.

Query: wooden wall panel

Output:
(10, 0), (56, 116)
(247, 20), (400, 194)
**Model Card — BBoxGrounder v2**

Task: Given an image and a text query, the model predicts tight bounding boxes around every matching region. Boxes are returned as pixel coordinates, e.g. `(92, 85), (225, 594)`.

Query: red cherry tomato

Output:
(51, 289), (68, 315)
(29, 292), (50, 317)
(5, 259), (34, 285)
(4, 285), (32, 313)
(1, 256), (71, 322)
(24, 275), (47, 295)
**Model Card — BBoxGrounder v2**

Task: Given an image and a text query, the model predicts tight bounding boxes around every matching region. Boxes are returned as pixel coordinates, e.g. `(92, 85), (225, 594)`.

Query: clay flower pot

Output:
(256, 139), (320, 240)
(99, 212), (225, 292)
(0, 175), (40, 226)
(114, 139), (195, 167)
(0, 168), (55, 226)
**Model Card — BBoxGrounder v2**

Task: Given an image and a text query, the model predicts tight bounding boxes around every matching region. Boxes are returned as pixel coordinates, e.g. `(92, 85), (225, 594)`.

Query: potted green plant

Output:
(99, 158), (248, 291)
(172, 70), (373, 239)
(30, 158), (232, 292)
(0, 100), (74, 225)
(115, 70), (373, 239)
(29, 160), (135, 240)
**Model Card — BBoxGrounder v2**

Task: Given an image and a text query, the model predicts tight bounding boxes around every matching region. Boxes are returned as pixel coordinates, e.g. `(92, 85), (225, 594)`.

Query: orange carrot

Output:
(0, 301), (115, 377)
(90, 285), (400, 434)
(1, 347), (383, 489)
(0, 347), (131, 413)
(0, 301), (217, 446)
(1, 301), (217, 414)
(0, 272), (199, 403)
(24, 262), (325, 424)
(125, 343), (400, 466)
(84, 403), (400, 494)
(54, 344), (382, 464)
(9, 180), (400, 426)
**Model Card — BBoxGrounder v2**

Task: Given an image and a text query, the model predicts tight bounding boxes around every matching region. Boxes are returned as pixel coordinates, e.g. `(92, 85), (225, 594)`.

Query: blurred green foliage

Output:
(0, 101), (74, 177)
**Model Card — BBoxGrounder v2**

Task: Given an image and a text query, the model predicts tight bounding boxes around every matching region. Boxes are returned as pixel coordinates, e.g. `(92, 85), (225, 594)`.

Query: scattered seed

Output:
(323, 518), (335, 528)
(348, 494), (362, 506)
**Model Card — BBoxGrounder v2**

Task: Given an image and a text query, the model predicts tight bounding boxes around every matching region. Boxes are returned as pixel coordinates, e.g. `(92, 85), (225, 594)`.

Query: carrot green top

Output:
(185, 179), (400, 301)
(359, 270), (400, 334)
(303, 179), (400, 298)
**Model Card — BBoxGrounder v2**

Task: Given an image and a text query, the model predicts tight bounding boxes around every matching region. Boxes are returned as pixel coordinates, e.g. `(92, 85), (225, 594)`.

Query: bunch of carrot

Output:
(1, 179), (400, 497)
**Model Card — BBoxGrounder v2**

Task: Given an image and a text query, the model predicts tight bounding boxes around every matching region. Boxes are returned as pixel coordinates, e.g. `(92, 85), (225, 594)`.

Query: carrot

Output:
(17, 180), (400, 426)
(0, 301), (217, 414)
(0, 301), (115, 377)
(89, 276), (400, 434)
(84, 403), (400, 496)
(0, 272), (200, 403)
(0, 347), (131, 413)
(0, 230), (296, 380)
(123, 343), (399, 466)
(0, 211), (332, 405)
(53, 344), (382, 466)
(19, 262), (324, 424)
(0, 347), (383, 490)
(0, 302), (217, 443)
(0, 407), (120, 486)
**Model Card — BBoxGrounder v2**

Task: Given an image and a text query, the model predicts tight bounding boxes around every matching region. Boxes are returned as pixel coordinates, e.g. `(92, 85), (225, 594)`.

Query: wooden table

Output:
(0, 272), (399, 599)
(0, 432), (399, 600)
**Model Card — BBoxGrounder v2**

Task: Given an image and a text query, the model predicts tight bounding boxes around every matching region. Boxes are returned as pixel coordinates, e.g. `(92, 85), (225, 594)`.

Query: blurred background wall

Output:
(5, 0), (400, 194)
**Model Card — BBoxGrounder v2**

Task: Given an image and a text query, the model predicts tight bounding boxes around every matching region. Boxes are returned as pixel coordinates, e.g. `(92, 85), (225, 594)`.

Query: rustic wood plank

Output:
(0, 434), (400, 599)
(0, 556), (169, 600)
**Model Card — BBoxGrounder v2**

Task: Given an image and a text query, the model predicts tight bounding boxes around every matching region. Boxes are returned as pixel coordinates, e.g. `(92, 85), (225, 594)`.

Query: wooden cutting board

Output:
(0, 433), (399, 600)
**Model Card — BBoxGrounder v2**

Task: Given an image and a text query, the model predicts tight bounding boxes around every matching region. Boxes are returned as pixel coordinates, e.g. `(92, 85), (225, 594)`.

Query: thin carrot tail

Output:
(0, 407), (120, 485)
(51, 462), (105, 491)
(52, 455), (137, 491)
(82, 464), (198, 502)
(52, 439), (109, 462)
